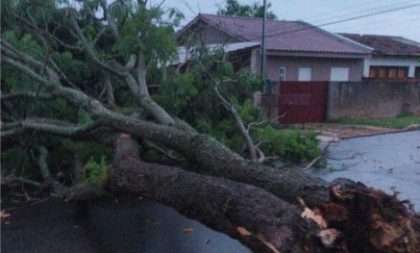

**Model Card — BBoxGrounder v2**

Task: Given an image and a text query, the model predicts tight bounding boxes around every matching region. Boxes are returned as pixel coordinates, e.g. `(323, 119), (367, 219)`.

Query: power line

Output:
(297, 0), (392, 21)
(306, 0), (419, 24)
(333, 15), (420, 32)
(250, 2), (420, 41)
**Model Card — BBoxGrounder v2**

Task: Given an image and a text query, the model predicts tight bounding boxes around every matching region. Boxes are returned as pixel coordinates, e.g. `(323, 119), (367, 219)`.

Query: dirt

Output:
(309, 123), (399, 140)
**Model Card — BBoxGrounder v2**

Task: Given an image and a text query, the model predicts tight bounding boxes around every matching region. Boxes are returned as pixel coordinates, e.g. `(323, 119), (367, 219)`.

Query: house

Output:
(339, 33), (420, 80)
(176, 14), (373, 82)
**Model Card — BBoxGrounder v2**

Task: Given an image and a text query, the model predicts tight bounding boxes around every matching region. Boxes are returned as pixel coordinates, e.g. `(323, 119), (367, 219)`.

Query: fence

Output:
(260, 81), (420, 124)
(327, 81), (420, 120)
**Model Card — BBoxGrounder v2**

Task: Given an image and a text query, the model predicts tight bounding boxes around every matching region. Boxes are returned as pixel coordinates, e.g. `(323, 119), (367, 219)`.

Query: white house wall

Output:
(363, 56), (420, 78)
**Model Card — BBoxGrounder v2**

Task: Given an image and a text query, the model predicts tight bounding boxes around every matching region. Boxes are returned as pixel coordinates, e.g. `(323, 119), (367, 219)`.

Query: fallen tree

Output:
(107, 134), (420, 253)
(1, 1), (419, 252)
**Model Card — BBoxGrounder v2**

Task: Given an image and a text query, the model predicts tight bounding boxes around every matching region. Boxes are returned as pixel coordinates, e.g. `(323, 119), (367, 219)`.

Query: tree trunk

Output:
(106, 135), (420, 253)
(101, 114), (329, 206)
(107, 135), (324, 253)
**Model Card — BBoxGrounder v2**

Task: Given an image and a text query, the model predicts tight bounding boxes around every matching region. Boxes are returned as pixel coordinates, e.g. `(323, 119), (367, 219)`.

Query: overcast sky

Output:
(160, 0), (420, 42)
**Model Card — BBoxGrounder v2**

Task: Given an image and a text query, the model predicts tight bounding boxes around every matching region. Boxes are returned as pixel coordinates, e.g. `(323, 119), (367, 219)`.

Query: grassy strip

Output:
(332, 115), (420, 129)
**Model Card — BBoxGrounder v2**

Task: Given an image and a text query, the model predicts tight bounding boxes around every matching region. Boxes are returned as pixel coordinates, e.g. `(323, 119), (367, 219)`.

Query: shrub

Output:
(253, 126), (320, 163)
(85, 156), (109, 186)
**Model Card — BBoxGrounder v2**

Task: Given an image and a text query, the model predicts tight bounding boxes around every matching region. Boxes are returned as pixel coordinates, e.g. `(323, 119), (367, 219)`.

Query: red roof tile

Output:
(197, 14), (371, 55)
(339, 33), (420, 56)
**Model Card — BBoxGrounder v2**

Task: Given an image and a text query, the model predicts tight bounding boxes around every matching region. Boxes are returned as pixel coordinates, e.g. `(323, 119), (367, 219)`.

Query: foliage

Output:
(253, 126), (321, 163)
(85, 156), (109, 186)
(217, 0), (277, 19)
(1, 0), (179, 185)
(332, 116), (420, 129)
(155, 47), (319, 162)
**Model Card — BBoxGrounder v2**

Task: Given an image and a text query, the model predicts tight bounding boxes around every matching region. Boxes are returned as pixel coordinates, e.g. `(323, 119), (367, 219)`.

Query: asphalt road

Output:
(313, 130), (420, 211)
(2, 198), (252, 253)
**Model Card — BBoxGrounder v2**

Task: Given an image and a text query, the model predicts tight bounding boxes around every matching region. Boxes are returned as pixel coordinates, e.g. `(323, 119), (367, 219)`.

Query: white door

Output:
(330, 67), (349, 81)
(298, 67), (312, 81)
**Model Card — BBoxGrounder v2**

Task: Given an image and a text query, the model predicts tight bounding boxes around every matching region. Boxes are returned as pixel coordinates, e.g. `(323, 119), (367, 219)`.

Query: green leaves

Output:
(112, 4), (177, 61)
(3, 31), (43, 60)
(53, 51), (91, 82)
(85, 156), (109, 186)
(254, 126), (320, 163)
(217, 0), (277, 19)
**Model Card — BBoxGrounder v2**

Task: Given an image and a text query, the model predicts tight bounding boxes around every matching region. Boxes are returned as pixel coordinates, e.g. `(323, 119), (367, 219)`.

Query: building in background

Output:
(339, 33), (420, 80)
(176, 14), (372, 82)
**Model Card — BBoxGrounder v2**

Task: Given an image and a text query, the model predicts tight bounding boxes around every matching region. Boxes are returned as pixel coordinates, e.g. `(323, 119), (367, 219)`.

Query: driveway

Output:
(312, 130), (420, 211)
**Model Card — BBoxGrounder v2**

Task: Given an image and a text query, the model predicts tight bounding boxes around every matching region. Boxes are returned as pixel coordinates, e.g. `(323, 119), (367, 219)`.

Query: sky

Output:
(160, 0), (420, 42)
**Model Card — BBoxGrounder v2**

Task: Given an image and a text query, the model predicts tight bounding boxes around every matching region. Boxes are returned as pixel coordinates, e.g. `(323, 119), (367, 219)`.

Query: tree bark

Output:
(107, 135), (324, 253)
(101, 113), (329, 206)
(106, 135), (420, 253)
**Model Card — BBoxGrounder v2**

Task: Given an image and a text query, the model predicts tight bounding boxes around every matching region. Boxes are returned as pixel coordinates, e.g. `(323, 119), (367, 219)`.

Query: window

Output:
(415, 67), (420, 78)
(368, 66), (409, 79)
(330, 67), (349, 81)
(279, 67), (286, 81)
(298, 67), (312, 81)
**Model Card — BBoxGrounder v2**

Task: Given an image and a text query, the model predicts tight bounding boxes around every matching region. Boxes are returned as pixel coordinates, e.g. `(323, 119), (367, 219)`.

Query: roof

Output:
(339, 33), (420, 56)
(179, 13), (372, 55)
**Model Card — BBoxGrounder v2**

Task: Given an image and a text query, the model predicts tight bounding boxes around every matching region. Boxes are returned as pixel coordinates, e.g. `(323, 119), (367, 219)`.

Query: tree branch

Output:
(69, 13), (126, 77)
(195, 58), (257, 161)
(1, 118), (99, 138)
(36, 146), (67, 193)
(100, 0), (119, 38)
(1, 92), (54, 102)
(1, 56), (49, 85)
(214, 85), (258, 161)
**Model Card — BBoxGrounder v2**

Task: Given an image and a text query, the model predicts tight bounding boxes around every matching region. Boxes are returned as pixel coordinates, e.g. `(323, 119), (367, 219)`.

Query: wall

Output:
(363, 56), (420, 78)
(327, 81), (420, 120)
(265, 55), (364, 82)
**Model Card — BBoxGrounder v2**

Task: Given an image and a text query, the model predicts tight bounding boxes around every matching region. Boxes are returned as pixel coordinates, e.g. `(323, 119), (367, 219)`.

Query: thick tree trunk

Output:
(101, 114), (329, 206)
(106, 135), (420, 253)
(107, 135), (324, 253)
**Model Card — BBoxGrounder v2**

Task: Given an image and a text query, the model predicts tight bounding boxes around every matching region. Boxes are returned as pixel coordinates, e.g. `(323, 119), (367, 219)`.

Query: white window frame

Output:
(298, 67), (312, 81)
(330, 67), (350, 81)
(279, 67), (286, 81)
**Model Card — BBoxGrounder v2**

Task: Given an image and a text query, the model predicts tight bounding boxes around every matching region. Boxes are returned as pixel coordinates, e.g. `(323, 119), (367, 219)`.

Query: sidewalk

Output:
(310, 123), (419, 141)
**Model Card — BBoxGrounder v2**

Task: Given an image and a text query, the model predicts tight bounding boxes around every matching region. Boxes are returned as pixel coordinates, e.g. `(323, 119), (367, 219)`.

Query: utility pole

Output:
(260, 0), (267, 82)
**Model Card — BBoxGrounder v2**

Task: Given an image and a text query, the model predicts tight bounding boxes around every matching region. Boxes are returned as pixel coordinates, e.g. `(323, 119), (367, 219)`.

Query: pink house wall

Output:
(265, 55), (364, 82)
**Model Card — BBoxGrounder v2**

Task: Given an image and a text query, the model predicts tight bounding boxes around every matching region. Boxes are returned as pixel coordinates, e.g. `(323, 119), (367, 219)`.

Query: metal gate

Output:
(278, 81), (328, 124)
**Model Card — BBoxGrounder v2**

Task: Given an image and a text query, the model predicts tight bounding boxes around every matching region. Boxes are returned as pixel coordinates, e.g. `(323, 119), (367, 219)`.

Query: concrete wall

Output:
(327, 81), (420, 120)
(265, 55), (364, 82)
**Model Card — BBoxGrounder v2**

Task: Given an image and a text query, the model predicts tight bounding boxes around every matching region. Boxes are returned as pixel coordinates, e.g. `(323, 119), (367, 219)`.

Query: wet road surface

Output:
(2, 198), (252, 253)
(313, 130), (420, 211)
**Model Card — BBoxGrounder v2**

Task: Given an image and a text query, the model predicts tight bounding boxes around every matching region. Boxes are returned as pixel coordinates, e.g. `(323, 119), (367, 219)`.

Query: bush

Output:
(85, 156), (109, 186)
(153, 46), (320, 164)
(254, 126), (320, 163)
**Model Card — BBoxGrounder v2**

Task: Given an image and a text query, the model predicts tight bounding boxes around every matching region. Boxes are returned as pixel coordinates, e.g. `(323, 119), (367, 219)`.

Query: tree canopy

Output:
(217, 0), (277, 19)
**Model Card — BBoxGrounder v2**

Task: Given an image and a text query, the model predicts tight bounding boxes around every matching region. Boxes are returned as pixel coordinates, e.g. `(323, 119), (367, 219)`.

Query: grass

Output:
(332, 115), (420, 129)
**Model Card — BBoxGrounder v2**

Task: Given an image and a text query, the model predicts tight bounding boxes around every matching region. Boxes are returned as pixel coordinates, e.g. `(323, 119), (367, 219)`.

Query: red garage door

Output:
(278, 81), (328, 124)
